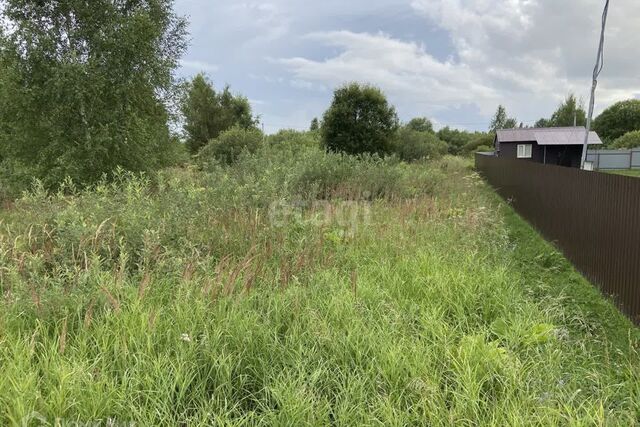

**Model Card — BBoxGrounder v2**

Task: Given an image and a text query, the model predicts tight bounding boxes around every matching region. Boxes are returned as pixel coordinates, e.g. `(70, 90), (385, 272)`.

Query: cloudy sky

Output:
(175, 0), (639, 133)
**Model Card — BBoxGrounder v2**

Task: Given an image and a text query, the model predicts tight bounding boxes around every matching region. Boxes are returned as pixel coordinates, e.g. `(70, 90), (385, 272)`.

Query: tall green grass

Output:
(0, 147), (638, 425)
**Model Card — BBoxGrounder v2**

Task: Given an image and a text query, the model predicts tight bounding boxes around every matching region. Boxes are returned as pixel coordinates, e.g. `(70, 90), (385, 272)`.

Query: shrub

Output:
(393, 128), (448, 162)
(463, 133), (495, 154)
(322, 83), (399, 156)
(266, 129), (321, 148)
(611, 130), (640, 149)
(198, 126), (263, 166)
(593, 99), (640, 144)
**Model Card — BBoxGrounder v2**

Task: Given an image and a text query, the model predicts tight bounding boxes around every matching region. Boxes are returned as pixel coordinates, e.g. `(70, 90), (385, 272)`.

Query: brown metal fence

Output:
(475, 153), (640, 324)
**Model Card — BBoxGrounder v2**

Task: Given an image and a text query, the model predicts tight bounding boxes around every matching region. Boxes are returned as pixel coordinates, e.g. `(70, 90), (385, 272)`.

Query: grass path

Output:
(0, 159), (638, 425)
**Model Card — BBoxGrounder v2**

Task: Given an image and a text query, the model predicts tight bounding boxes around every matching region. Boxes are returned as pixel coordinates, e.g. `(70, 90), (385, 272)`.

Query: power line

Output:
(581, 0), (610, 169)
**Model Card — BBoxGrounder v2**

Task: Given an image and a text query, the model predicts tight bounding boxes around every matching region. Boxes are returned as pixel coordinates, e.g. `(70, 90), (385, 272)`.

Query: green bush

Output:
(593, 99), (640, 144)
(266, 129), (321, 148)
(393, 128), (448, 162)
(322, 83), (399, 156)
(611, 130), (640, 149)
(463, 133), (495, 154)
(198, 126), (263, 166)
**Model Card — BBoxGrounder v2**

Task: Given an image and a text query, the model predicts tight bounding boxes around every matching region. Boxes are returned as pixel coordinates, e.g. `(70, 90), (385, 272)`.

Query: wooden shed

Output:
(494, 127), (603, 168)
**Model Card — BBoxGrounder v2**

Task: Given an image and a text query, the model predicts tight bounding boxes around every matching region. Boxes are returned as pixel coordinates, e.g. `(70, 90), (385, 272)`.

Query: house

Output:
(494, 127), (603, 168)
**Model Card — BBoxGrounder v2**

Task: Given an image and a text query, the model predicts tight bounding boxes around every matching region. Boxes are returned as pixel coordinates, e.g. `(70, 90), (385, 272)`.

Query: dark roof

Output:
(496, 127), (603, 145)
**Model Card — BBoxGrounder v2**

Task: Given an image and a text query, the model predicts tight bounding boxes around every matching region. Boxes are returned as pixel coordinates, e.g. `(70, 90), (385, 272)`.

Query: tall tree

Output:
(489, 105), (517, 132)
(181, 74), (256, 154)
(592, 99), (640, 144)
(549, 94), (586, 127)
(309, 118), (320, 131)
(405, 117), (434, 133)
(322, 83), (399, 156)
(0, 0), (188, 188)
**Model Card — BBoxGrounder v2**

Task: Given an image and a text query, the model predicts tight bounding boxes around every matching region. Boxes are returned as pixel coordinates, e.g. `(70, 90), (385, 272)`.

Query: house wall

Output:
(498, 142), (583, 168)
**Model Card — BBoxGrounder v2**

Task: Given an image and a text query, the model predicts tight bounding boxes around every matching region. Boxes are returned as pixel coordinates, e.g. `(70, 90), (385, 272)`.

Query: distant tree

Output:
(611, 130), (640, 149)
(393, 128), (448, 162)
(405, 117), (434, 133)
(322, 83), (399, 156)
(310, 118), (320, 131)
(593, 99), (640, 144)
(198, 126), (263, 166)
(437, 127), (474, 155)
(462, 133), (495, 154)
(550, 94), (586, 127)
(182, 74), (256, 154)
(489, 105), (517, 132)
(0, 0), (188, 189)
(535, 118), (551, 128)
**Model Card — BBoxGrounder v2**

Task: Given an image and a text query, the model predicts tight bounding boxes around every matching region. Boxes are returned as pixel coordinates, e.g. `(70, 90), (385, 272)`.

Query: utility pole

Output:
(581, 0), (610, 170)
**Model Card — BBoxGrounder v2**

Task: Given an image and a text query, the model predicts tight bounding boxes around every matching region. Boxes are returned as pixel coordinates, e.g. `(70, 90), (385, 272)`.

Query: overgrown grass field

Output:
(0, 145), (638, 425)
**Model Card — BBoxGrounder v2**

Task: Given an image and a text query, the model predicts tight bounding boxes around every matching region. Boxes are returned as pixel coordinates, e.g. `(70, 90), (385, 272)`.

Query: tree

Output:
(550, 94), (586, 127)
(405, 117), (434, 133)
(593, 99), (640, 144)
(393, 128), (447, 162)
(0, 0), (188, 189)
(489, 105), (517, 132)
(182, 74), (256, 154)
(611, 130), (640, 149)
(310, 118), (320, 131)
(437, 127), (473, 155)
(322, 83), (399, 156)
(198, 126), (263, 166)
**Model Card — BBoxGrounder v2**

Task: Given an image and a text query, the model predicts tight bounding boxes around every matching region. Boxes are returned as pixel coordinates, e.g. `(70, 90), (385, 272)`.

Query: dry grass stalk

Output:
(59, 317), (68, 355)
(138, 270), (151, 300)
(101, 286), (121, 312)
(351, 269), (358, 298)
(84, 299), (95, 328)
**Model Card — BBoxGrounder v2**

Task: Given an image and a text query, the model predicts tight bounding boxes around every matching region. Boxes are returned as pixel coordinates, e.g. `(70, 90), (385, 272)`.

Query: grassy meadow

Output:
(0, 143), (638, 425)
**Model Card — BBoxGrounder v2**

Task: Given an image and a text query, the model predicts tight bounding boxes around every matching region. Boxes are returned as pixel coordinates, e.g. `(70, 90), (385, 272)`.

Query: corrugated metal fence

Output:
(475, 153), (640, 324)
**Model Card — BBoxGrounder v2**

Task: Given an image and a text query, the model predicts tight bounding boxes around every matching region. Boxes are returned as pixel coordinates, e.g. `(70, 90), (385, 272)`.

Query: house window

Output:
(517, 144), (532, 159)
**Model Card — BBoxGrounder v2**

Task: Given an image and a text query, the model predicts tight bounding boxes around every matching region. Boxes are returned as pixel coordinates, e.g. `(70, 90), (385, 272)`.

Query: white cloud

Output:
(278, 0), (640, 124)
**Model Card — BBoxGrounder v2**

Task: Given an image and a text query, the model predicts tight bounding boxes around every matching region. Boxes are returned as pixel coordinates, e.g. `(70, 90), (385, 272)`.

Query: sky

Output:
(174, 0), (640, 133)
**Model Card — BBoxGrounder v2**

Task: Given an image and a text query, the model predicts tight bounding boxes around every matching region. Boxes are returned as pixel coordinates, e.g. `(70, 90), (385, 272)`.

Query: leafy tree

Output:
(462, 133), (495, 154)
(550, 94), (586, 127)
(322, 83), (399, 156)
(405, 117), (434, 133)
(436, 127), (473, 155)
(310, 118), (320, 131)
(489, 105), (517, 132)
(0, 0), (188, 189)
(182, 74), (256, 154)
(393, 128), (448, 162)
(198, 126), (263, 166)
(593, 99), (640, 144)
(611, 130), (640, 149)
(535, 118), (551, 128)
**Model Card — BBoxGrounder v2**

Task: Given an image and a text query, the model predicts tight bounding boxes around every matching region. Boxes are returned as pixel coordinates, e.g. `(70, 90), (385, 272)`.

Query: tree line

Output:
(1, 0), (639, 199)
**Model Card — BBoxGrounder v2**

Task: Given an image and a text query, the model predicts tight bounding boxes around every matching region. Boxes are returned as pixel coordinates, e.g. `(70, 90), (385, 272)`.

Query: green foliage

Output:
(611, 130), (640, 149)
(181, 74), (257, 154)
(393, 127), (448, 162)
(309, 118), (320, 131)
(322, 83), (399, 156)
(0, 148), (638, 424)
(593, 99), (640, 144)
(405, 117), (434, 133)
(437, 127), (490, 155)
(266, 129), (321, 148)
(198, 126), (263, 166)
(462, 133), (495, 154)
(489, 105), (517, 132)
(0, 0), (188, 191)
(536, 94), (586, 128)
